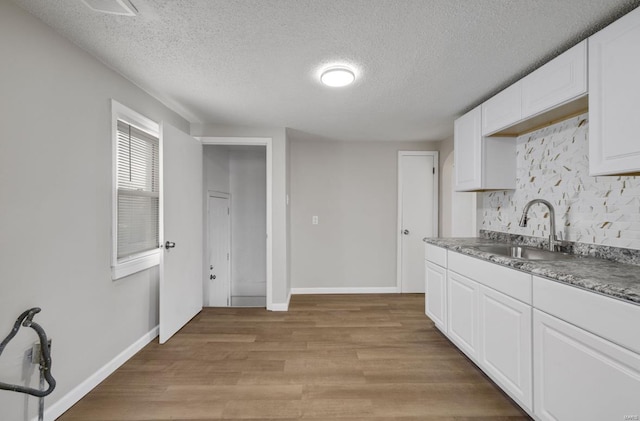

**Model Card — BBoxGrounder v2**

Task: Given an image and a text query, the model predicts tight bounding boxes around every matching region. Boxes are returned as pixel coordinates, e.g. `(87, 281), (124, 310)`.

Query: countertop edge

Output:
(424, 237), (640, 306)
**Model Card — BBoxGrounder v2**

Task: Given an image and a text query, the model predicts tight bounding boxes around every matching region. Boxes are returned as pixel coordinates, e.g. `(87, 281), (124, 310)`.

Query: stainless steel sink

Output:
(474, 245), (578, 261)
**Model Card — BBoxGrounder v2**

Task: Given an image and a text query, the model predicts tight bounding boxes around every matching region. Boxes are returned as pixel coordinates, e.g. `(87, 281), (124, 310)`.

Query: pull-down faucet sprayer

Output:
(519, 199), (558, 252)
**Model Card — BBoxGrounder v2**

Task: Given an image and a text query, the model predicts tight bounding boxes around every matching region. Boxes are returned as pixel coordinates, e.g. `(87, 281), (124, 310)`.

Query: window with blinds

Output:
(116, 120), (159, 260)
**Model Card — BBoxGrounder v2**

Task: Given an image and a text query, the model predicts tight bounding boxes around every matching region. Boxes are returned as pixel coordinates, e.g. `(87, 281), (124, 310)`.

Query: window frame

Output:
(111, 99), (161, 280)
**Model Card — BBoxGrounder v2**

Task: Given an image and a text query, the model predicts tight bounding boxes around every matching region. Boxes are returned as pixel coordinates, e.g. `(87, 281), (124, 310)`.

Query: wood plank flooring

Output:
(60, 294), (531, 420)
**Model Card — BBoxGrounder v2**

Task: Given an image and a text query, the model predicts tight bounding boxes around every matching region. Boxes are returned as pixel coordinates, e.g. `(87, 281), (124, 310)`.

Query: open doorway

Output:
(203, 145), (267, 307)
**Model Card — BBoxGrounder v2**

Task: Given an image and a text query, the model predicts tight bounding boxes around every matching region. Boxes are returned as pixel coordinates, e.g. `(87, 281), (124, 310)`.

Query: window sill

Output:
(112, 250), (160, 280)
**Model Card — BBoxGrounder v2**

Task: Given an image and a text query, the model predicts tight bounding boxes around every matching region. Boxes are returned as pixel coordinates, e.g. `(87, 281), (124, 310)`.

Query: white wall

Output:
(0, 2), (189, 419)
(285, 130), (292, 300)
(440, 135), (478, 237)
(289, 135), (440, 290)
(229, 147), (267, 298)
(440, 136), (454, 237)
(204, 146), (230, 194)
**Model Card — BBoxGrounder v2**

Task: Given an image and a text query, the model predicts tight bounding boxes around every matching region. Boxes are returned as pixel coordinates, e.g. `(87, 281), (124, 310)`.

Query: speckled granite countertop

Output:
(424, 237), (640, 305)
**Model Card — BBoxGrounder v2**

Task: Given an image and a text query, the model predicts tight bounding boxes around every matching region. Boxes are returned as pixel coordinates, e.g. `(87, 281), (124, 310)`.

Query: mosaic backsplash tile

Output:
(479, 113), (640, 250)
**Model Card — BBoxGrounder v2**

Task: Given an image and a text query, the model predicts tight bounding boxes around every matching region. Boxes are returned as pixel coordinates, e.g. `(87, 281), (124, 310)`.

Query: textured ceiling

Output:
(10, 0), (640, 141)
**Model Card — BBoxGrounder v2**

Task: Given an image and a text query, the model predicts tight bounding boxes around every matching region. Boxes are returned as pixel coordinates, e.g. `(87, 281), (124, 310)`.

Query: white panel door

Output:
(425, 261), (447, 331)
(479, 286), (532, 411)
(533, 309), (640, 421)
(399, 152), (437, 293)
(160, 123), (203, 344)
(447, 271), (480, 361)
(208, 195), (230, 307)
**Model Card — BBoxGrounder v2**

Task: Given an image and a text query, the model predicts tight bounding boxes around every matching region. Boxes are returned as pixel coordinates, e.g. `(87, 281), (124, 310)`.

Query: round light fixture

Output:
(320, 67), (356, 87)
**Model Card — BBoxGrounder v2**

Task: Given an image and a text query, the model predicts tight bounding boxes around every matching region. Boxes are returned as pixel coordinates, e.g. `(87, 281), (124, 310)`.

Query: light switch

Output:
(312, 215), (319, 225)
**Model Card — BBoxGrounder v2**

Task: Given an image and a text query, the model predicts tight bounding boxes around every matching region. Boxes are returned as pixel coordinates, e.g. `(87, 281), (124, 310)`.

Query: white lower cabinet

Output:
(447, 271), (480, 361)
(424, 245), (640, 419)
(479, 286), (532, 411)
(533, 309), (640, 421)
(425, 261), (447, 331)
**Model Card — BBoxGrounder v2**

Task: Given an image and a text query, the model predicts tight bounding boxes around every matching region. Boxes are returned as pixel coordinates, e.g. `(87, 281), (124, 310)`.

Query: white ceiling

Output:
(11, 0), (640, 141)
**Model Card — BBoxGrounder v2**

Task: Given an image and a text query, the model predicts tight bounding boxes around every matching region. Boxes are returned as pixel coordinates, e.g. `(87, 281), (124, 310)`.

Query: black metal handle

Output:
(403, 229), (410, 235)
(210, 274), (216, 280)
(165, 241), (176, 249)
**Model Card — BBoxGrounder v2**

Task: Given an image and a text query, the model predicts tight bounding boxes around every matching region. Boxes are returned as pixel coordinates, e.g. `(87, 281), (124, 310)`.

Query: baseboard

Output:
(42, 326), (159, 421)
(269, 290), (291, 312)
(290, 287), (399, 295)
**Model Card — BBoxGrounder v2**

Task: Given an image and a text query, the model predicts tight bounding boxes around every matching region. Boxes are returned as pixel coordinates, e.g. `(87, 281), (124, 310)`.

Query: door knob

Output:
(165, 241), (176, 249)
(210, 274), (216, 280)
(403, 229), (410, 235)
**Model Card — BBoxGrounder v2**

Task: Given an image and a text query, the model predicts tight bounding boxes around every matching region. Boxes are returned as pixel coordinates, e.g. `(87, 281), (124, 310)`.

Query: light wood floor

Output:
(60, 294), (531, 420)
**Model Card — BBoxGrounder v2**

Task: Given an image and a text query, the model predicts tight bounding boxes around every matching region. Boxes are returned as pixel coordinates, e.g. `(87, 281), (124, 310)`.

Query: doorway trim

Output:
(396, 151), (439, 291)
(199, 137), (273, 309)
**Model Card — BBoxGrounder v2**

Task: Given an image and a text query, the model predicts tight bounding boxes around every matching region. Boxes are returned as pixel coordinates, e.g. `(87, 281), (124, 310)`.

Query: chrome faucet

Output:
(518, 199), (558, 251)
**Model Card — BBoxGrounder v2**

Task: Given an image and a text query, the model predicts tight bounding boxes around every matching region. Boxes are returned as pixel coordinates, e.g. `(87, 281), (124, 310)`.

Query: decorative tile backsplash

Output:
(479, 113), (640, 250)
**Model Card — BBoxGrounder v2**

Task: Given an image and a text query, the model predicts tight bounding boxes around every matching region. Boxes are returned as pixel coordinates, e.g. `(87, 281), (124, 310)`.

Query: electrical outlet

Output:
(29, 339), (52, 365)
(312, 215), (319, 225)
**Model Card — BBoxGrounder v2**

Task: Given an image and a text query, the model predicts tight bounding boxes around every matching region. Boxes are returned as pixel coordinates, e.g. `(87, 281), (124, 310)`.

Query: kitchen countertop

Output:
(424, 237), (640, 306)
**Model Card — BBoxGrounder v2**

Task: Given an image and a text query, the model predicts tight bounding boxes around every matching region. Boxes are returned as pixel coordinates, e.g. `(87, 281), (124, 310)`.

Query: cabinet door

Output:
(534, 310), (640, 421)
(481, 82), (522, 136)
(479, 286), (532, 411)
(454, 106), (482, 191)
(589, 7), (640, 175)
(521, 40), (587, 118)
(425, 261), (447, 331)
(447, 271), (479, 360)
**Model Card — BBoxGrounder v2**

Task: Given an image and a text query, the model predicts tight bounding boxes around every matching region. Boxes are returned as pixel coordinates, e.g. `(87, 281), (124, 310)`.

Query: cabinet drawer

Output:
(533, 276), (640, 354)
(448, 251), (531, 304)
(521, 40), (587, 118)
(425, 243), (447, 267)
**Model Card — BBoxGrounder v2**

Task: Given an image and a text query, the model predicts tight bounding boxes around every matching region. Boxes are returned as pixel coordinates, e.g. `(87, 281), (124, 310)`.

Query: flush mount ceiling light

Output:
(81, 0), (138, 16)
(320, 67), (356, 87)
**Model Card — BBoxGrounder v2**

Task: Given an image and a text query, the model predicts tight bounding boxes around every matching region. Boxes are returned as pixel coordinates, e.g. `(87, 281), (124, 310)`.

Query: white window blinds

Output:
(116, 120), (159, 260)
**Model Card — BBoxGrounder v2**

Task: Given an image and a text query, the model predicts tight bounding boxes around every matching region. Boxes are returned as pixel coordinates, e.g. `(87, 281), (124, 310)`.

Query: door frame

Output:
(199, 137), (273, 310)
(206, 191), (231, 306)
(396, 151), (439, 292)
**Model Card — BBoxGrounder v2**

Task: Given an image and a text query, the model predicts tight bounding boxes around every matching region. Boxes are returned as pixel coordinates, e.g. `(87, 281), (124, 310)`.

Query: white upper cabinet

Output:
(454, 106), (516, 192)
(479, 40), (588, 138)
(454, 106), (482, 190)
(481, 82), (522, 136)
(521, 40), (587, 118)
(589, 6), (640, 175)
